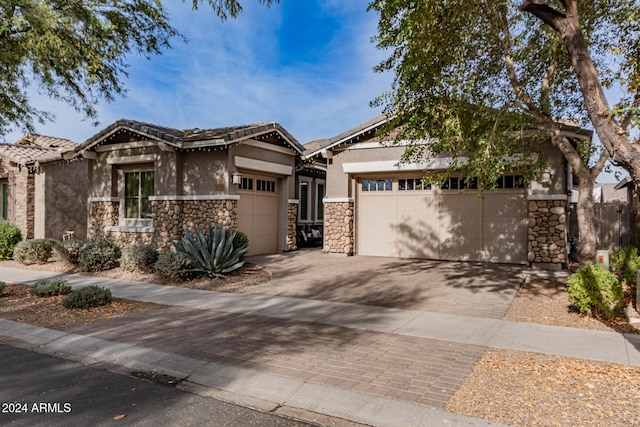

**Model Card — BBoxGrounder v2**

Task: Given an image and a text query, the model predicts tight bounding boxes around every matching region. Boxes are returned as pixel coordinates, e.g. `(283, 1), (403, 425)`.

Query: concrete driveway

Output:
(246, 249), (528, 319)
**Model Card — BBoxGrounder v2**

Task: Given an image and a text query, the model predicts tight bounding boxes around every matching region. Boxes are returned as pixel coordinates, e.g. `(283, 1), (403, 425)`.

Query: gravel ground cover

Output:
(448, 276), (640, 426)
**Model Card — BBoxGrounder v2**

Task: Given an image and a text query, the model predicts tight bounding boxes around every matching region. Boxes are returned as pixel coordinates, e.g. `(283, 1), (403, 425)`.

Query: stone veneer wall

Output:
(323, 201), (354, 255)
(152, 199), (238, 251)
(90, 199), (238, 251)
(287, 202), (298, 251)
(528, 199), (567, 268)
(89, 201), (119, 241)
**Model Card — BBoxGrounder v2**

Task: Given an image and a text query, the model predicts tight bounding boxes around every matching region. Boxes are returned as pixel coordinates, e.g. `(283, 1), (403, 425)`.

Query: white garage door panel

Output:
(237, 174), (278, 256)
(356, 178), (527, 264)
(358, 194), (396, 257)
(482, 193), (527, 263)
(396, 195), (439, 259)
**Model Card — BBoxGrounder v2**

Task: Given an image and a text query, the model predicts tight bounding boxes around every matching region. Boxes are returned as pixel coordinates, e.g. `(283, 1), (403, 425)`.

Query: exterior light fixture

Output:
(232, 172), (242, 185)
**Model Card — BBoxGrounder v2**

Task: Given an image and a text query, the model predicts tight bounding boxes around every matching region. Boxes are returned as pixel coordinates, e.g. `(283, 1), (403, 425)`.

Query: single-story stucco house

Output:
(304, 114), (593, 269)
(65, 119), (305, 256)
(0, 135), (88, 240)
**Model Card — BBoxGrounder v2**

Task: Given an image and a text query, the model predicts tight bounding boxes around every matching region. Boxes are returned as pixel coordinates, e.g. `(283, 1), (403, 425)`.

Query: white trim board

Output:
(234, 156), (293, 176)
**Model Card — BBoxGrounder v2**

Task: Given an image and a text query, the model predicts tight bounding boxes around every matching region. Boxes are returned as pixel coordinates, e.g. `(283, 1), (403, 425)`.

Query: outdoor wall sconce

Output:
(541, 170), (552, 187)
(232, 172), (242, 185)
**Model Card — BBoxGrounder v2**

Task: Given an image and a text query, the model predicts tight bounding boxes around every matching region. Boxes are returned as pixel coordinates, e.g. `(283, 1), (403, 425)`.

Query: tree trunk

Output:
(575, 176), (598, 265)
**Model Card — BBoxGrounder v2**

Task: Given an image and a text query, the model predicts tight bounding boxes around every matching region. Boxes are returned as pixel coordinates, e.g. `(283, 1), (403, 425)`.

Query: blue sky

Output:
(3, 0), (626, 183)
(4, 0), (390, 146)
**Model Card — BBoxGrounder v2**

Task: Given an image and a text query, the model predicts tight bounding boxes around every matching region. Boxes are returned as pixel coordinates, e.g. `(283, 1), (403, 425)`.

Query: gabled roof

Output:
(71, 119), (305, 157)
(15, 134), (77, 150)
(304, 114), (391, 157)
(0, 143), (64, 166)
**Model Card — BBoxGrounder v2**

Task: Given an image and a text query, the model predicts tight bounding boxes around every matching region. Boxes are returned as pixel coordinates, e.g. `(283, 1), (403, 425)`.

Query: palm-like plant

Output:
(173, 225), (248, 278)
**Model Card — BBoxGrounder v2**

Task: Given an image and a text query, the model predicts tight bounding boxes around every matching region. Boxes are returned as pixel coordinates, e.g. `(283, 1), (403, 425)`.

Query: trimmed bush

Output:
(567, 263), (623, 319)
(233, 231), (249, 258)
(154, 251), (192, 281)
(62, 285), (112, 308)
(78, 241), (121, 272)
(0, 281), (6, 296)
(13, 239), (55, 264)
(30, 278), (72, 297)
(0, 223), (22, 259)
(56, 239), (84, 265)
(609, 245), (639, 287)
(173, 225), (247, 278)
(121, 243), (158, 273)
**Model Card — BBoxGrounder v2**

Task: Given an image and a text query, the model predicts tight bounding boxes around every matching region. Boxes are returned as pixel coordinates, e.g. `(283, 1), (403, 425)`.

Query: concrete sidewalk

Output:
(1, 266), (639, 427)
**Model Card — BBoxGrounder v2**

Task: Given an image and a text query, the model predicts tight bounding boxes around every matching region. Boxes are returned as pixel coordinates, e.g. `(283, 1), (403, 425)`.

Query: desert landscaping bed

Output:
(1, 261), (639, 426)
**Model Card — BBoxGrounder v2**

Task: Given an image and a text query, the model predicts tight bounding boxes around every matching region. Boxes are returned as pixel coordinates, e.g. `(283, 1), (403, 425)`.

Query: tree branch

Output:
(591, 146), (610, 180)
(519, 0), (567, 33)
(497, 11), (540, 114)
(620, 92), (640, 130)
(540, 61), (557, 114)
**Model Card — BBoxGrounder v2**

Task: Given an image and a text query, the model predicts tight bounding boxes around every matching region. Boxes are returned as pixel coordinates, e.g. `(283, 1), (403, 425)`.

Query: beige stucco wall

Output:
(181, 150), (228, 195)
(228, 143), (296, 198)
(326, 139), (567, 198)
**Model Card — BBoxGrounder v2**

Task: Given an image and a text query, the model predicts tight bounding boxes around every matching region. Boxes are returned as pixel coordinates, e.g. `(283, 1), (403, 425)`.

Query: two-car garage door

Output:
(357, 177), (528, 264)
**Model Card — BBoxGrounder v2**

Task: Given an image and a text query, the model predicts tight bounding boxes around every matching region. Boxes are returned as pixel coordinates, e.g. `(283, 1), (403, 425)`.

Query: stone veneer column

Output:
(528, 199), (567, 269)
(89, 200), (119, 241)
(323, 200), (354, 255)
(287, 201), (298, 251)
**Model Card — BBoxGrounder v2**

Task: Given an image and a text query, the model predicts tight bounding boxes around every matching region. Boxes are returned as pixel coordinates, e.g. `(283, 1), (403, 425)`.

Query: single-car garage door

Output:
(357, 176), (528, 263)
(237, 173), (278, 256)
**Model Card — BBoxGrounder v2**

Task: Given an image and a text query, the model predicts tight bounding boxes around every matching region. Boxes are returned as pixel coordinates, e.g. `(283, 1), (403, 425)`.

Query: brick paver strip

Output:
(72, 306), (486, 409)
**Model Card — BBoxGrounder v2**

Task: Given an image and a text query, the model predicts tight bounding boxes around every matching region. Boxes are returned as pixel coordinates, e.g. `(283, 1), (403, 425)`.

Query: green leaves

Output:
(173, 224), (248, 278)
(0, 0), (180, 136)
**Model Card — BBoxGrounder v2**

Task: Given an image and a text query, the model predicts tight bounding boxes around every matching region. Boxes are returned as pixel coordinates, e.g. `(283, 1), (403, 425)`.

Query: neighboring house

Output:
(66, 120), (305, 256)
(304, 114), (592, 269)
(0, 135), (88, 240)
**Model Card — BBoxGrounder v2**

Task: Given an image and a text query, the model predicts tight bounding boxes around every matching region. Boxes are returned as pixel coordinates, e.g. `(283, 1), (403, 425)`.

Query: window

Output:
(240, 177), (253, 190)
(398, 178), (431, 191)
(361, 179), (392, 191)
(124, 171), (154, 219)
(1, 183), (8, 220)
(257, 179), (276, 192)
(495, 175), (525, 189)
(299, 181), (309, 221)
(316, 182), (325, 221)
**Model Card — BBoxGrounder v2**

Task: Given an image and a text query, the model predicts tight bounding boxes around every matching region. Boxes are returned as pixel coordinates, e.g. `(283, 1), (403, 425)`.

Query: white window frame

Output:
(298, 177), (312, 223)
(119, 166), (155, 227)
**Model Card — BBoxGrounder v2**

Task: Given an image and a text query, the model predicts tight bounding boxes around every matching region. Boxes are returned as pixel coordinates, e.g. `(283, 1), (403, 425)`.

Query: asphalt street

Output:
(0, 343), (315, 427)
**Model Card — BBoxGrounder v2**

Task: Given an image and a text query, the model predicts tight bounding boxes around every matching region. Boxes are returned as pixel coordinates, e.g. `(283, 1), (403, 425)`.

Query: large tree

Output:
(0, 0), (277, 137)
(368, 0), (640, 264)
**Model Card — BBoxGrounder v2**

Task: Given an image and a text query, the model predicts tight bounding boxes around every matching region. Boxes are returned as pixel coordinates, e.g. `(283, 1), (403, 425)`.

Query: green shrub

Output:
(0, 281), (6, 295)
(62, 285), (112, 308)
(609, 245), (639, 287)
(566, 263), (623, 319)
(121, 243), (158, 273)
(233, 231), (249, 258)
(55, 239), (84, 265)
(13, 239), (55, 264)
(154, 251), (192, 281)
(0, 223), (22, 259)
(78, 241), (121, 272)
(173, 225), (247, 278)
(30, 278), (72, 297)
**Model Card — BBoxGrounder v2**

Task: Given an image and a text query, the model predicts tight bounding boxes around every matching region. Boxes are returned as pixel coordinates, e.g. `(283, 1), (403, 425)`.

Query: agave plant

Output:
(173, 225), (248, 277)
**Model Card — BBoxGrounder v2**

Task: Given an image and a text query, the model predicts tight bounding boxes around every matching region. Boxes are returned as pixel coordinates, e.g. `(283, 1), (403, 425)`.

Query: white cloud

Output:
(4, 0), (392, 145)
